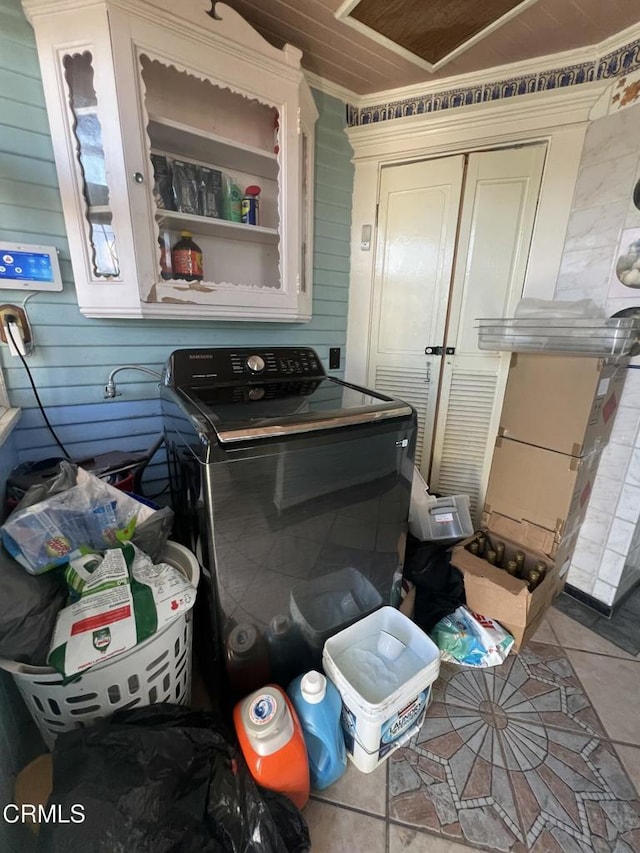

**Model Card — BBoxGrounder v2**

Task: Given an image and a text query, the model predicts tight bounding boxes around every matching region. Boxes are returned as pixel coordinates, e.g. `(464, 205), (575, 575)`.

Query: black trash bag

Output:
(403, 533), (465, 633)
(37, 704), (310, 853)
(0, 544), (66, 665)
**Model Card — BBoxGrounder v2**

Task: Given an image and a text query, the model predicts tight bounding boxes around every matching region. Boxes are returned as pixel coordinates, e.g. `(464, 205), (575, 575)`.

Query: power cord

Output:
(5, 322), (71, 459)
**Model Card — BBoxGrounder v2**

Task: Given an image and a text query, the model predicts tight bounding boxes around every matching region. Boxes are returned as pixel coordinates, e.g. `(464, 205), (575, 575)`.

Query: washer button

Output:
(246, 355), (265, 373)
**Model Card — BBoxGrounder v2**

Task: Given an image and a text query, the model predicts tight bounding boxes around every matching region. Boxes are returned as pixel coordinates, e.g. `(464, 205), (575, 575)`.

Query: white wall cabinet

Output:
(23, 0), (318, 321)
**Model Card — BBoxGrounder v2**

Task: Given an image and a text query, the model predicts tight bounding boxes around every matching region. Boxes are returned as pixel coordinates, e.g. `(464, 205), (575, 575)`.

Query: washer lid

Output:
(182, 377), (413, 443)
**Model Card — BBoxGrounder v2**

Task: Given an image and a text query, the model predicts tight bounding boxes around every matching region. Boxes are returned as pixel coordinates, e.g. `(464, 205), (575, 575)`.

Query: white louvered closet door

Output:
(429, 144), (547, 520)
(368, 156), (465, 474)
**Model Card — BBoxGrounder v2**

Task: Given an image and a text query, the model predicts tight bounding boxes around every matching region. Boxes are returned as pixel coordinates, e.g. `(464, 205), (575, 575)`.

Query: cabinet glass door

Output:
(62, 52), (119, 278)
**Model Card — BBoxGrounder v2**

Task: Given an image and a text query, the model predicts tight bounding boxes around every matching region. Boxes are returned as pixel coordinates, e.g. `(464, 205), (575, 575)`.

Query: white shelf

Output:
(73, 104), (98, 116)
(147, 116), (278, 180)
(156, 209), (279, 243)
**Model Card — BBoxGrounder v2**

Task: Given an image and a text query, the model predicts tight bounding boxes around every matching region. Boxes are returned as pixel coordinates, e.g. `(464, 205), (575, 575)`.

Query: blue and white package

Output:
(1, 468), (155, 575)
(430, 606), (514, 667)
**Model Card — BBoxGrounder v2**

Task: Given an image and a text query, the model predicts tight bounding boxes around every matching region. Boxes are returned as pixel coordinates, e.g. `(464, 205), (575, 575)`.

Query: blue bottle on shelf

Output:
(287, 670), (347, 791)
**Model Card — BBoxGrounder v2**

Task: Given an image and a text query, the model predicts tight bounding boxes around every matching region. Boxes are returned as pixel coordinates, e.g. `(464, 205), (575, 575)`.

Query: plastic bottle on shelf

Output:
(241, 185), (261, 226)
(287, 670), (347, 791)
(171, 230), (203, 282)
(234, 684), (310, 810)
(224, 176), (243, 223)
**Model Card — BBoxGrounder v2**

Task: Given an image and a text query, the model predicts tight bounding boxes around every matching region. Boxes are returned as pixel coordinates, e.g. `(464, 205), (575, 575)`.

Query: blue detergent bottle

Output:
(287, 670), (347, 791)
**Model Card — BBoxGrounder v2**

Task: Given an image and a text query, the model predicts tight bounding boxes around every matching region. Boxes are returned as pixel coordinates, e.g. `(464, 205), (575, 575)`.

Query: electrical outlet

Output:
(0, 304), (32, 355)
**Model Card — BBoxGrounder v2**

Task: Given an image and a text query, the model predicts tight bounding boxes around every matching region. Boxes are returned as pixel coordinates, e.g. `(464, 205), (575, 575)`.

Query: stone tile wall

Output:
(555, 97), (640, 607)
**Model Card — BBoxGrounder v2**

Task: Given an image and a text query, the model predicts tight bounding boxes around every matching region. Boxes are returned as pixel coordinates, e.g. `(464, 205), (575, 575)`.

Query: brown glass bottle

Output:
(505, 559), (519, 576)
(468, 541), (480, 556)
(495, 541), (505, 567)
(486, 549), (497, 566)
(534, 560), (547, 581)
(171, 230), (204, 282)
(526, 568), (542, 591)
(476, 533), (487, 557)
(514, 551), (526, 577)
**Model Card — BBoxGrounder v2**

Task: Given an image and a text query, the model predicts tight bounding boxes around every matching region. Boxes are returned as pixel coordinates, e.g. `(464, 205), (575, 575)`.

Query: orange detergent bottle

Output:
(233, 684), (310, 810)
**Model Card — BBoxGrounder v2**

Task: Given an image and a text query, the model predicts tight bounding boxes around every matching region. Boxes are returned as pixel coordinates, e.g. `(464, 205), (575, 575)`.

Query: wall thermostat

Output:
(0, 242), (63, 291)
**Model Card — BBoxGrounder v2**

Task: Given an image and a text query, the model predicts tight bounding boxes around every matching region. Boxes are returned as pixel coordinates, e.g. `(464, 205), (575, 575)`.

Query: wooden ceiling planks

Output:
(348, 0), (526, 65)
(220, 0), (640, 94)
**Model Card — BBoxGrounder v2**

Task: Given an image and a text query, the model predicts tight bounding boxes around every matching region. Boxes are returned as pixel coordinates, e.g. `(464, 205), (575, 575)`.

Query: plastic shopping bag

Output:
(430, 605), (514, 667)
(1, 467), (156, 574)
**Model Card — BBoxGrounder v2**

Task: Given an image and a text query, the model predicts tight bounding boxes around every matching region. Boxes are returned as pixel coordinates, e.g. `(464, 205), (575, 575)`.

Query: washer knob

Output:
(246, 354), (265, 373)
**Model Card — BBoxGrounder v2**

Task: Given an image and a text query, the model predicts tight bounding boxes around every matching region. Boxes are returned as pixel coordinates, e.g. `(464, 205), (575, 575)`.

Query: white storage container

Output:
(0, 541), (199, 749)
(323, 606), (440, 773)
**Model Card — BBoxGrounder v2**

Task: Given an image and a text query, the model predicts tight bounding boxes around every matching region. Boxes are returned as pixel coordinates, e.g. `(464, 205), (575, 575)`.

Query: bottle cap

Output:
(270, 614), (291, 636)
(228, 624), (258, 658)
(300, 670), (326, 704)
(244, 185), (261, 196)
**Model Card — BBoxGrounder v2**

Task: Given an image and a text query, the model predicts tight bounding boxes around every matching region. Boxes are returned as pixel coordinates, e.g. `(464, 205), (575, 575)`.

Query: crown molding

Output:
(304, 71), (357, 104)
(597, 21), (640, 58)
(356, 46), (599, 109)
(346, 21), (640, 111)
(347, 80), (609, 160)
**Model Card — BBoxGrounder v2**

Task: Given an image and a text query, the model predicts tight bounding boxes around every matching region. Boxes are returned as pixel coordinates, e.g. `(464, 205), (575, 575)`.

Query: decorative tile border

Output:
(348, 37), (640, 127)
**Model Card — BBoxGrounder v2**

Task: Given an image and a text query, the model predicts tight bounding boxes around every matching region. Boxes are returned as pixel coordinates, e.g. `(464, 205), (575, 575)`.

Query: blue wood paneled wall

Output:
(0, 0), (353, 838)
(0, 0), (354, 498)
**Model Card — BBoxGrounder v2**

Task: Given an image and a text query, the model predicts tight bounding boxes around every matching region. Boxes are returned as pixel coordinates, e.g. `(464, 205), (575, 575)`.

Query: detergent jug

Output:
(233, 684), (309, 810)
(288, 671), (347, 791)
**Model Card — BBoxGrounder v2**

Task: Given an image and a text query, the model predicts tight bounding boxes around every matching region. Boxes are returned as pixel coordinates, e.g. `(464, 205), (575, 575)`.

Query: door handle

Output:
(424, 345), (455, 355)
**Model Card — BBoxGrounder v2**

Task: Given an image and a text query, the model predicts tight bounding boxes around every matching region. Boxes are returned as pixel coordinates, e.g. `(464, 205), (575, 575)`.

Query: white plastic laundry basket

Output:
(0, 541), (199, 749)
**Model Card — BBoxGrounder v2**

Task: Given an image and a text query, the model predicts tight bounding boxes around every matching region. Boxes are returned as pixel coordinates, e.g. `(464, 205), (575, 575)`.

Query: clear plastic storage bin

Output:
(410, 494), (473, 542)
(290, 567), (382, 655)
(477, 317), (640, 356)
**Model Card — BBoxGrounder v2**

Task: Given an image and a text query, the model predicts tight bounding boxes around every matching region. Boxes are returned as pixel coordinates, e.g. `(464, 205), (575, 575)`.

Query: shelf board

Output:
(147, 116), (278, 181)
(157, 209), (279, 243)
(87, 205), (112, 222)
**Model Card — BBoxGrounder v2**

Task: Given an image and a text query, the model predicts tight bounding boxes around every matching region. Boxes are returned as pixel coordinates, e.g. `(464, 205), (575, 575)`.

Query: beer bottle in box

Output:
(505, 559), (519, 576)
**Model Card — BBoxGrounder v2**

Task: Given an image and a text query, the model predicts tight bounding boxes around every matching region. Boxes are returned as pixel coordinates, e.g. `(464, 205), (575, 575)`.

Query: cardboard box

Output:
(485, 437), (602, 544)
(499, 354), (628, 457)
(451, 530), (566, 651)
(478, 508), (582, 565)
(14, 753), (52, 834)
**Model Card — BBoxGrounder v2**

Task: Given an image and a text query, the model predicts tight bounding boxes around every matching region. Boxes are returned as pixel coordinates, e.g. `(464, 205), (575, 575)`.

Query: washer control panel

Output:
(165, 347), (326, 387)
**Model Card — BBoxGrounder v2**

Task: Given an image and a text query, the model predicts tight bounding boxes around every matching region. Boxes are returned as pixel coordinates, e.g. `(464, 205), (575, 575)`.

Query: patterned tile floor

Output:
(305, 607), (640, 852)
